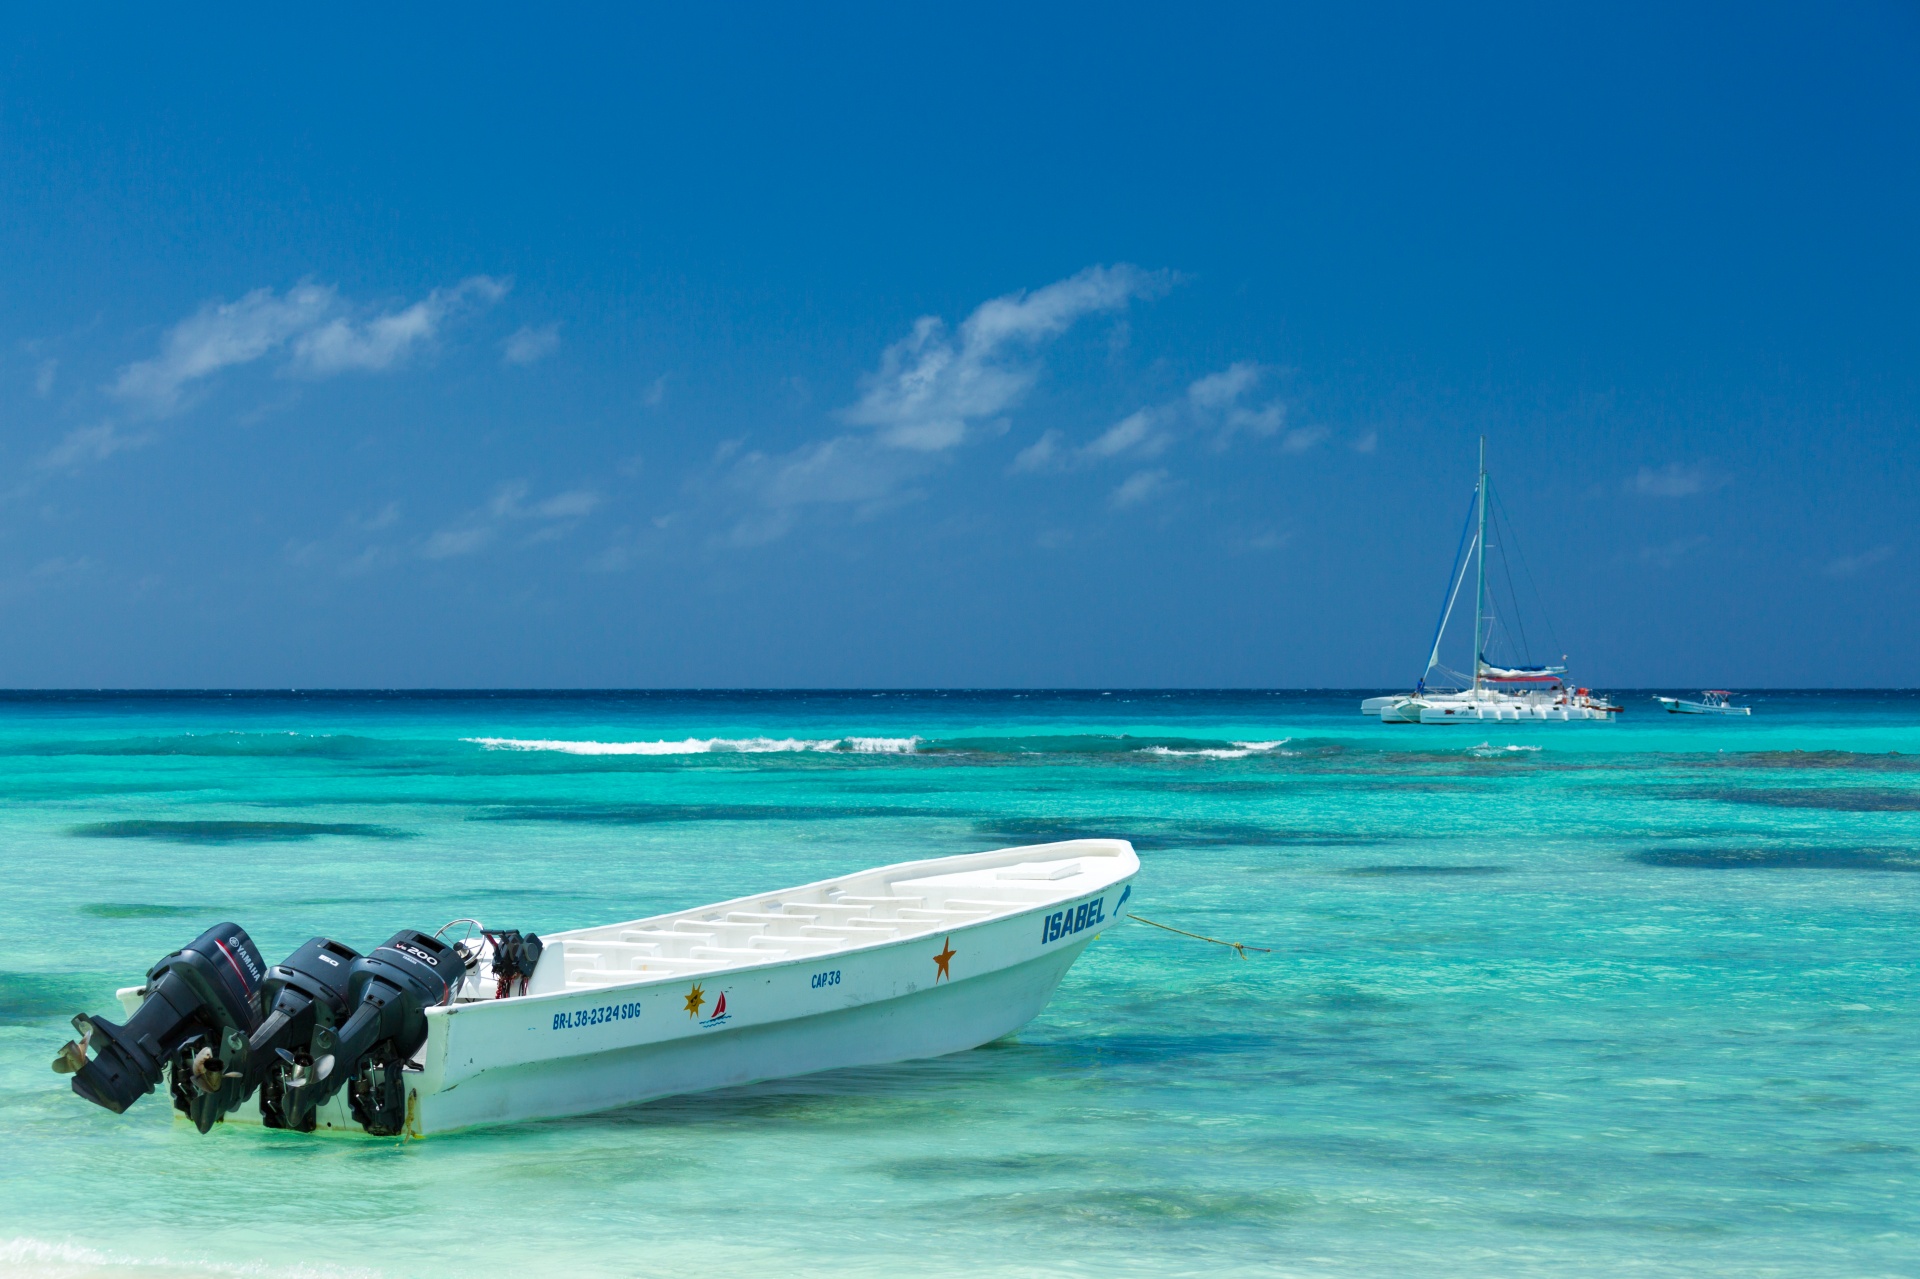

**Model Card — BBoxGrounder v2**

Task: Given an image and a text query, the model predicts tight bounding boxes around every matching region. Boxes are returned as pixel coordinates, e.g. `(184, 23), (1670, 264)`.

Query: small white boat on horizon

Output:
(1655, 690), (1752, 716)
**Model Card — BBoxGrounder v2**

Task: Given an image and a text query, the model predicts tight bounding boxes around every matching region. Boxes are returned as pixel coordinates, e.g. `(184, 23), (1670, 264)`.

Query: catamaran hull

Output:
(1417, 703), (1615, 723)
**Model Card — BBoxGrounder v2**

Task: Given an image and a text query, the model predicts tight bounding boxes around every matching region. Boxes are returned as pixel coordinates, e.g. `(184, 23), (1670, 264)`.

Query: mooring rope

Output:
(1128, 913), (1272, 960)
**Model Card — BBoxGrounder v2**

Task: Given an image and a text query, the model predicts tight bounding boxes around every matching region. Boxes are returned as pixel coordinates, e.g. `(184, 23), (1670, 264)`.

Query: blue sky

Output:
(2, 6), (1915, 687)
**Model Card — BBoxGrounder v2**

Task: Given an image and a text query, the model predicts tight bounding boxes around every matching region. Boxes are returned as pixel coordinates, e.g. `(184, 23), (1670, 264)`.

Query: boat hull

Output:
(143, 839), (1138, 1138)
(1657, 697), (1750, 715)
(412, 938), (1089, 1134)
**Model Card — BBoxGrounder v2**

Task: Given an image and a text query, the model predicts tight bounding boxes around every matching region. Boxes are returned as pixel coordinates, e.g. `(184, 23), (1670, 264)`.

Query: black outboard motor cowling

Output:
(54, 923), (265, 1129)
(250, 937), (362, 1131)
(282, 929), (464, 1136)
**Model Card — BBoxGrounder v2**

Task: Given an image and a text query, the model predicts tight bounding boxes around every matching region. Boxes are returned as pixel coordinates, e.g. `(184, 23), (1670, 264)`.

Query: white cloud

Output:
(112, 283), (335, 414)
(1639, 534), (1710, 568)
(719, 266), (1173, 542)
(1823, 544), (1894, 578)
(1010, 429), (1064, 474)
(1110, 468), (1171, 508)
(1017, 359), (1295, 483)
(41, 422), (154, 468)
(423, 525), (495, 560)
(721, 436), (931, 545)
(1353, 430), (1378, 454)
(353, 502), (401, 531)
(34, 358), (57, 397)
(501, 323), (561, 367)
(424, 480), (603, 560)
(643, 374), (669, 408)
(1630, 462), (1723, 498)
(110, 276), (508, 415)
(843, 264), (1171, 452)
(1187, 362), (1263, 411)
(294, 276), (508, 374)
(1082, 408), (1171, 460)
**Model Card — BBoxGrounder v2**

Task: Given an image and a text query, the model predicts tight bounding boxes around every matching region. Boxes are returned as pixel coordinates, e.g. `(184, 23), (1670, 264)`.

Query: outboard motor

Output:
(280, 929), (464, 1136)
(53, 924), (265, 1132)
(249, 937), (362, 1131)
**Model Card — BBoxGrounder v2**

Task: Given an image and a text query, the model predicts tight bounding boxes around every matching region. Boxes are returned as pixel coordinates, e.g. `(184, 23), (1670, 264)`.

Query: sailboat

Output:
(1362, 439), (1620, 725)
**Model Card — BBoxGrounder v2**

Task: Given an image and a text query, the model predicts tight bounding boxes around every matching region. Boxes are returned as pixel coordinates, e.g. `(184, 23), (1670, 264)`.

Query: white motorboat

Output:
(1362, 439), (1619, 725)
(1656, 690), (1751, 716)
(64, 839), (1138, 1138)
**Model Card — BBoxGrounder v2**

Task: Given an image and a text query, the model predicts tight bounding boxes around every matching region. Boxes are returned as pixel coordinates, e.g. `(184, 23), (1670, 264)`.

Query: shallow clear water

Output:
(1, 690), (1916, 1278)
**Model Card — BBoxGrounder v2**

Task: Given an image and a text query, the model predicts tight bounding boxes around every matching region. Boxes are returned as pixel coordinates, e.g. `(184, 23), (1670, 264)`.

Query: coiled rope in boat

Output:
(1128, 913), (1271, 960)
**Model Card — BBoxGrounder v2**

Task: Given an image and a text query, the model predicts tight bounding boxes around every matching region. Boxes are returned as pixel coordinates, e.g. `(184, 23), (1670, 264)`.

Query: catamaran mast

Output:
(1472, 435), (1487, 693)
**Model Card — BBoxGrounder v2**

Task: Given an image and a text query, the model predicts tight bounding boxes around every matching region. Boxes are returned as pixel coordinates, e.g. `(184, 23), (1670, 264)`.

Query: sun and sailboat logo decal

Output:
(684, 982), (731, 1028)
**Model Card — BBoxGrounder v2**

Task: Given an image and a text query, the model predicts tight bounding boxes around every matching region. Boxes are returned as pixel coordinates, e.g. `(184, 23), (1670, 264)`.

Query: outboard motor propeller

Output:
(249, 937), (362, 1131)
(281, 929), (464, 1136)
(53, 923), (266, 1132)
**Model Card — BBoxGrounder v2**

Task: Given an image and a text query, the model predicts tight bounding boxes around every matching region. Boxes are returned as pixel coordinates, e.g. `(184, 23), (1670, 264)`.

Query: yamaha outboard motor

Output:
(279, 929), (463, 1136)
(53, 923), (265, 1132)
(248, 937), (362, 1131)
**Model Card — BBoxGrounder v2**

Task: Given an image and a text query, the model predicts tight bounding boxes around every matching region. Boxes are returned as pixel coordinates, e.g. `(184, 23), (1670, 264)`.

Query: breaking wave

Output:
(466, 736), (922, 756)
(0, 1234), (384, 1277)
(1467, 742), (1544, 758)
(1137, 739), (1294, 760)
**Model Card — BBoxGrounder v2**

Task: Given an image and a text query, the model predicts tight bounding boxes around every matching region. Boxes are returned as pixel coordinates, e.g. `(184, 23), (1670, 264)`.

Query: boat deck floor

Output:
(526, 853), (1103, 994)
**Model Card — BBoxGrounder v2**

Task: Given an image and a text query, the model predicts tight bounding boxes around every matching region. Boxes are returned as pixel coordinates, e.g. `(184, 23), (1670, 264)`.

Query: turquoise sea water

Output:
(1, 690), (1916, 1278)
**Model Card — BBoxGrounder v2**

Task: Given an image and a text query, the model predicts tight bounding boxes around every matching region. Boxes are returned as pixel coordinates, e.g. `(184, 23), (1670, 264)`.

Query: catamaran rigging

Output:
(1364, 439), (1618, 724)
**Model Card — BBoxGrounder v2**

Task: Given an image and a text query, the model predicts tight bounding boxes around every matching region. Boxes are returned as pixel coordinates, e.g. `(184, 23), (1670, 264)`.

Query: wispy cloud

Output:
(1011, 359), (1304, 478)
(1639, 534), (1710, 568)
(720, 437), (930, 546)
(1823, 544), (1894, 578)
(110, 276), (509, 416)
(41, 422), (154, 468)
(293, 277), (507, 375)
(1629, 462), (1724, 498)
(112, 284), (335, 414)
(1110, 468), (1171, 508)
(34, 358), (57, 397)
(501, 323), (561, 367)
(1009, 429), (1064, 474)
(1188, 361), (1287, 447)
(721, 265), (1171, 542)
(423, 480), (603, 560)
(1279, 425), (1330, 454)
(1082, 409), (1173, 461)
(842, 264), (1172, 452)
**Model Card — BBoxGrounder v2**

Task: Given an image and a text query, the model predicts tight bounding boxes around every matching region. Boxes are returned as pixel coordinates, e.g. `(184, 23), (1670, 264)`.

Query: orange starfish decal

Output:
(932, 936), (956, 983)
(683, 983), (706, 1018)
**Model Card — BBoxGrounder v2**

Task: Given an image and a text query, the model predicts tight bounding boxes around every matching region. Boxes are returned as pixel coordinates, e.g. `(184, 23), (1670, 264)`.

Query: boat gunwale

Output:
(435, 838), (1138, 1015)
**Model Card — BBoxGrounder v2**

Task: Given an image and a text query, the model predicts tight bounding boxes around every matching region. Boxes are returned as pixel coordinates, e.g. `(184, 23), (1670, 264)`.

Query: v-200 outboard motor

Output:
(278, 929), (464, 1136)
(53, 923), (265, 1132)
(248, 936), (363, 1131)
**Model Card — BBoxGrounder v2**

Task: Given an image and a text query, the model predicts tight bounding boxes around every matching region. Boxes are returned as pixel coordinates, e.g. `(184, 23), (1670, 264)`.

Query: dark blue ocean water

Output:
(1, 690), (1916, 1278)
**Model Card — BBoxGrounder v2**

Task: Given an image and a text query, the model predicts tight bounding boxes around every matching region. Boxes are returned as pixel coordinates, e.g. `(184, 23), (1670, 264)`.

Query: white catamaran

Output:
(1362, 439), (1620, 725)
